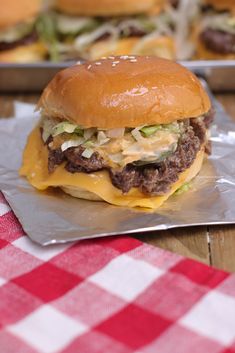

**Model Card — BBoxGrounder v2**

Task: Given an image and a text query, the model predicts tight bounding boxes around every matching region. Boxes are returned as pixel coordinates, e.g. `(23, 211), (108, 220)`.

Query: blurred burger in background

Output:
(196, 0), (235, 59)
(0, 0), (48, 62)
(167, 0), (200, 60)
(52, 0), (177, 60)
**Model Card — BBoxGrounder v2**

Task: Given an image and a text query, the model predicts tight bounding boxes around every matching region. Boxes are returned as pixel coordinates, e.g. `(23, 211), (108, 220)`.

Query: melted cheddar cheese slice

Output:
(19, 127), (204, 209)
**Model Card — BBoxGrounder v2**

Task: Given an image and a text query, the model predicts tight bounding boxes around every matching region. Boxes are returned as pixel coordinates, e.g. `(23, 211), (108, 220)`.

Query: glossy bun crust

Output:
(0, 0), (41, 29)
(55, 0), (164, 16)
(38, 56), (211, 129)
(203, 0), (235, 12)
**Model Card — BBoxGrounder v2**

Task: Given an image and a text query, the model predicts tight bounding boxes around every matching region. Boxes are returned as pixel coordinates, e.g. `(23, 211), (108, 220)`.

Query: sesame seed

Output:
(113, 61), (120, 64)
(120, 55), (129, 60)
(76, 61), (82, 65)
(87, 65), (92, 69)
(101, 56), (107, 59)
(95, 62), (101, 65)
(108, 56), (115, 59)
(112, 63), (116, 67)
(129, 56), (136, 59)
(130, 59), (137, 63)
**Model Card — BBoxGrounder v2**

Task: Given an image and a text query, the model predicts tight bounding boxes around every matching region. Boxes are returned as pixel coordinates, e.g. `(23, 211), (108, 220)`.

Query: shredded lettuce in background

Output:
(0, 21), (34, 43)
(56, 14), (100, 36)
(36, 13), (59, 61)
(204, 14), (235, 35)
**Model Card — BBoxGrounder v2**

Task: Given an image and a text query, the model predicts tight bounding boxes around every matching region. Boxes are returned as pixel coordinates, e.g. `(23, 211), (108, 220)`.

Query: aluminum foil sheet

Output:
(0, 92), (235, 246)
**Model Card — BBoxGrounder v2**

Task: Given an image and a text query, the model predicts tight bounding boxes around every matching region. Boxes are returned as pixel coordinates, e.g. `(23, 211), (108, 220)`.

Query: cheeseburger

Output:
(196, 0), (235, 59)
(0, 0), (47, 62)
(52, 0), (176, 60)
(20, 56), (213, 209)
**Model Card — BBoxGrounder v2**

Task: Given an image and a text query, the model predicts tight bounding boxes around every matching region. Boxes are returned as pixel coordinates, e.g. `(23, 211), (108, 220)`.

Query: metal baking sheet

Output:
(1, 60), (235, 92)
(0, 86), (235, 246)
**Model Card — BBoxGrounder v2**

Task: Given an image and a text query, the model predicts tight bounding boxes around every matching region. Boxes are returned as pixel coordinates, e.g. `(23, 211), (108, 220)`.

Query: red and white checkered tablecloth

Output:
(1, 192), (235, 353)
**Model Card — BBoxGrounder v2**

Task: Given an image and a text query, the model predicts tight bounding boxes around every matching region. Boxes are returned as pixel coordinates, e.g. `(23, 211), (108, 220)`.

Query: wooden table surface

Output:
(0, 93), (235, 272)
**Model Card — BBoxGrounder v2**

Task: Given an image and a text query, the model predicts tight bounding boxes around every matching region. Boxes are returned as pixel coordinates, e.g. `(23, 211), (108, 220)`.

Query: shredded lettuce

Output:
(82, 148), (94, 158)
(83, 140), (94, 148)
(140, 122), (181, 137)
(133, 144), (177, 166)
(174, 182), (191, 195)
(52, 122), (83, 136)
(41, 117), (185, 164)
(140, 125), (162, 137)
(61, 138), (84, 152)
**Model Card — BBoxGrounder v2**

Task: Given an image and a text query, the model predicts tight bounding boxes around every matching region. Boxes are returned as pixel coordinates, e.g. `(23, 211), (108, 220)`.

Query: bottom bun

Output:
(0, 42), (47, 63)
(61, 186), (102, 201)
(88, 36), (175, 60)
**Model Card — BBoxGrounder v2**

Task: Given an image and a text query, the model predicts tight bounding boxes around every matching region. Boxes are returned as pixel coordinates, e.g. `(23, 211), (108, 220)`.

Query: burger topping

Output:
(0, 19), (40, 52)
(41, 118), (184, 168)
(48, 11), (175, 60)
(0, 31), (38, 52)
(202, 14), (235, 35)
(110, 122), (201, 195)
(200, 14), (235, 54)
(0, 20), (35, 43)
(41, 112), (213, 196)
(200, 28), (235, 54)
(56, 15), (99, 36)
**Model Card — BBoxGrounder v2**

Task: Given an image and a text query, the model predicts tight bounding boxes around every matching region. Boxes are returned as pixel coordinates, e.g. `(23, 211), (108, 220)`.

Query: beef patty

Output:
(0, 31), (38, 52)
(200, 28), (235, 54)
(46, 115), (213, 196)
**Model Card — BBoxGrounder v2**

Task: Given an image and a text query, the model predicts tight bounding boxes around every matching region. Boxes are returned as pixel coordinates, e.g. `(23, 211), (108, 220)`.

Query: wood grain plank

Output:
(209, 226), (235, 272)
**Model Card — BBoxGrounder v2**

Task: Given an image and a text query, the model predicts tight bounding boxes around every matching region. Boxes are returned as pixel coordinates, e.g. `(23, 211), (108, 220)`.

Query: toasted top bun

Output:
(0, 0), (41, 29)
(55, 0), (164, 16)
(203, 0), (235, 12)
(38, 56), (211, 129)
